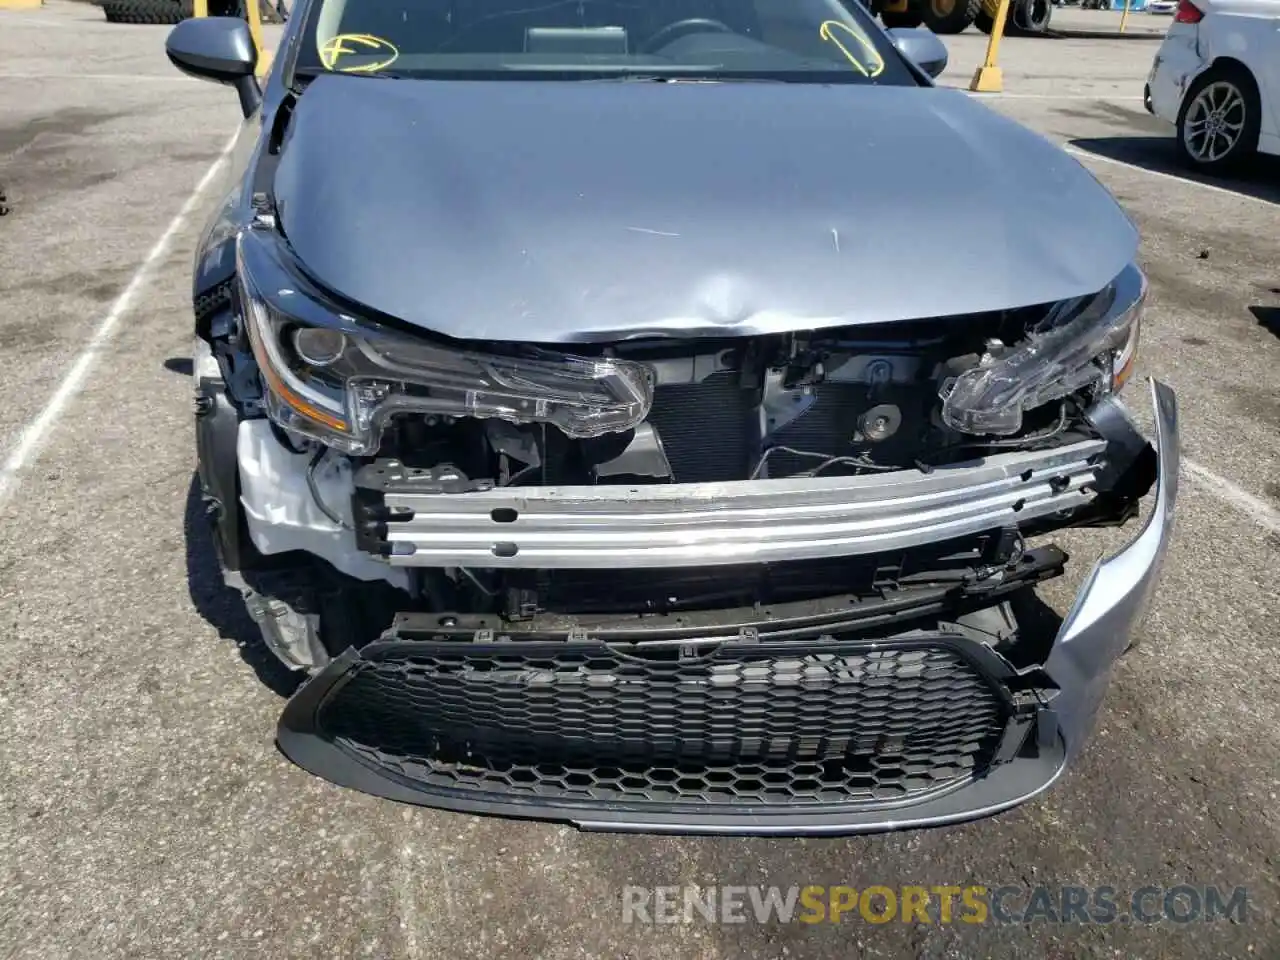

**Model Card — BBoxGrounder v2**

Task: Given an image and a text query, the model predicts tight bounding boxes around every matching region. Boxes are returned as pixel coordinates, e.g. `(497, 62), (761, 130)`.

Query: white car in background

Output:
(1145, 0), (1280, 171)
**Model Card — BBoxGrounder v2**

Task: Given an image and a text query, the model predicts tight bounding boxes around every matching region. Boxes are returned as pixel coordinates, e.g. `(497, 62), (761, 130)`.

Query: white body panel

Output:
(1147, 0), (1280, 157)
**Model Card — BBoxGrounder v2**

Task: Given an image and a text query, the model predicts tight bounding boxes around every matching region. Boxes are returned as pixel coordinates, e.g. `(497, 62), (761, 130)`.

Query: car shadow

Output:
(1251, 304), (1280, 340)
(183, 473), (302, 698)
(163, 356), (193, 376)
(1068, 135), (1280, 205)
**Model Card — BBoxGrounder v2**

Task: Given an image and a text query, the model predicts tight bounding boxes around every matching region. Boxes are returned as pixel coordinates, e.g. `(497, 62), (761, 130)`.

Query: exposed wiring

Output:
(750, 444), (896, 480)
(307, 447), (352, 529)
(501, 463), (541, 487)
(918, 403), (1073, 467)
(802, 455), (898, 478)
(458, 567), (498, 597)
(955, 403), (1071, 451)
(983, 402), (1071, 447)
(752, 403), (1070, 480)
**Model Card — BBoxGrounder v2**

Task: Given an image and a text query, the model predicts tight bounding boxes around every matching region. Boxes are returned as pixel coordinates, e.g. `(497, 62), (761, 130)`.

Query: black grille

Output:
(317, 638), (1010, 808)
(193, 279), (233, 326)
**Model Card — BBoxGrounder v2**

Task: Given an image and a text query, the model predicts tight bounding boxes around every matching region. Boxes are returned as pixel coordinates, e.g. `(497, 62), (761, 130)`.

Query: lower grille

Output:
(315, 637), (1010, 808)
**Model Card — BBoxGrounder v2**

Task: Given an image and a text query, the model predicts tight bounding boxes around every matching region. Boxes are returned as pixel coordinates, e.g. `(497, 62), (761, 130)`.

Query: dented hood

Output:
(272, 74), (1137, 343)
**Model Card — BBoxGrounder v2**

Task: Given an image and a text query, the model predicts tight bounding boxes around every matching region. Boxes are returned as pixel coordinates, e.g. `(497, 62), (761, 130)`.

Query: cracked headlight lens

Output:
(236, 229), (653, 454)
(940, 262), (1146, 436)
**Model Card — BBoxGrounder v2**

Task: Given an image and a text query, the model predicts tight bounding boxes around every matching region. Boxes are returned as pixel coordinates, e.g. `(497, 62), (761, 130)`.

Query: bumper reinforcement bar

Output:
(355, 439), (1107, 569)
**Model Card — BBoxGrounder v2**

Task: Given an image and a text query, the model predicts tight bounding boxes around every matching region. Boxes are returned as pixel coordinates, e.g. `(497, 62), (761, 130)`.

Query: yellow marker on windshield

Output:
(819, 20), (885, 78)
(319, 34), (401, 73)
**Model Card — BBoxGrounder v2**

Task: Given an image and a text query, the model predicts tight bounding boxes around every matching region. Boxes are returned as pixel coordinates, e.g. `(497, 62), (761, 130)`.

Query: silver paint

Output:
(270, 75), (1139, 343)
(1046, 378), (1180, 761)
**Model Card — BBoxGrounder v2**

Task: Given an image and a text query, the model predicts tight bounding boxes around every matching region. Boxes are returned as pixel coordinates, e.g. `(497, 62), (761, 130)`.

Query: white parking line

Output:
(0, 132), (238, 511)
(1063, 144), (1278, 209)
(1182, 460), (1280, 535)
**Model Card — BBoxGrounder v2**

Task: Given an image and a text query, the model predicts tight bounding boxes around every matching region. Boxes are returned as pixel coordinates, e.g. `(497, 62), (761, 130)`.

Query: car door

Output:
(1265, 8), (1280, 137)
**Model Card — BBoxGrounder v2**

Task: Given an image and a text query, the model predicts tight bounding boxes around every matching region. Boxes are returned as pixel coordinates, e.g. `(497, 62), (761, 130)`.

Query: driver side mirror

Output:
(166, 17), (262, 118)
(887, 28), (948, 79)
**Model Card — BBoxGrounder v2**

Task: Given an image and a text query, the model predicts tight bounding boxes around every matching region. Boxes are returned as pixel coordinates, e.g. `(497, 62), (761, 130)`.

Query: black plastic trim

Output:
(195, 376), (249, 571)
(278, 620), (1063, 835)
(381, 545), (1066, 644)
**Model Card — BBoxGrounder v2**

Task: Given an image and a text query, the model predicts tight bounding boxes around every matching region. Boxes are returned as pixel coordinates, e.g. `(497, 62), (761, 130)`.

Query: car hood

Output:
(272, 75), (1137, 343)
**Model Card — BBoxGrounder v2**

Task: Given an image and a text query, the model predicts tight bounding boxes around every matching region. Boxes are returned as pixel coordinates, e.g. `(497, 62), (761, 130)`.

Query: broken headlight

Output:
(236, 229), (653, 454)
(940, 262), (1145, 436)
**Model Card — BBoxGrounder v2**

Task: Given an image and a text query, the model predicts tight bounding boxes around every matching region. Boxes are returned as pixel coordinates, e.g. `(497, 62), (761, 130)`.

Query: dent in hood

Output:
(271, 75), (1137, 343)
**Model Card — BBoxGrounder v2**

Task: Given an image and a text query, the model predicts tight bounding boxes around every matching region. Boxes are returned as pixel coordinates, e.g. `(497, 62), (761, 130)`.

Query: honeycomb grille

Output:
(317, 639), (1009, 808)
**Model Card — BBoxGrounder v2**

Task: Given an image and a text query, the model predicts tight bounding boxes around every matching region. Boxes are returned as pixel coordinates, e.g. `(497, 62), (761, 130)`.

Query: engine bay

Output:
(363, 319), (1100, 491)
(202, 308), (1155, 670)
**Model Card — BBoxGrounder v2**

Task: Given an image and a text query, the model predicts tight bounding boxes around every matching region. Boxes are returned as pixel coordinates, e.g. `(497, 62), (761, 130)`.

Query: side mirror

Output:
(166, 17), (262, 117)
(887, 28), (949, 79)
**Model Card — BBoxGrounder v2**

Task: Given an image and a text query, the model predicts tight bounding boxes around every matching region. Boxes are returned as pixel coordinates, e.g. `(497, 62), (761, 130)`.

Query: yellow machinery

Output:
(877, 0), (1051, 35)
(101, 0), (285, 30)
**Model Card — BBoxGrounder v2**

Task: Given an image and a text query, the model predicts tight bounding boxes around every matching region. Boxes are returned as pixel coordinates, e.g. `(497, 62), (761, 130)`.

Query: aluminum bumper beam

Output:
(369, 439), (1107, 569)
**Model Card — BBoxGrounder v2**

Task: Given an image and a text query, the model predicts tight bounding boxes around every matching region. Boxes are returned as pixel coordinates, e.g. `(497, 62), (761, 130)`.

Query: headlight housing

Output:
(939, 262), (1145, 436)
(236, 229), (654, 455)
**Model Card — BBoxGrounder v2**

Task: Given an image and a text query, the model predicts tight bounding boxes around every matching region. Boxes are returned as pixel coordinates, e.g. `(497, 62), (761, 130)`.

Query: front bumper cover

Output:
(278, 380), (1179, 834)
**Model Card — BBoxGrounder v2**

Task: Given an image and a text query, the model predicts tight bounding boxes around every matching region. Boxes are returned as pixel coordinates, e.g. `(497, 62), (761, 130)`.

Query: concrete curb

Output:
(1045, 27), (1166, 39)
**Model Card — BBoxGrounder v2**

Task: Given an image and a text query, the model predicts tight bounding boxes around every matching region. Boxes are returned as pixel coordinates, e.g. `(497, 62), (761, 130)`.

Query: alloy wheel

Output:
(1182, 81), (1247, 163)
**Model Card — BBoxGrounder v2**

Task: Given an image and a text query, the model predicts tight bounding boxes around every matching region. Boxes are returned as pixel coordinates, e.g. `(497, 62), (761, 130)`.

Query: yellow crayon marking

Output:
(319, 34), (400, 73)
(819, 20), (885, 78)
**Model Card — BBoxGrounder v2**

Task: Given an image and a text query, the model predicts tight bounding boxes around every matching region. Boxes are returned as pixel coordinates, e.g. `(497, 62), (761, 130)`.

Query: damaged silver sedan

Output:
(169, 0), (1177, 833)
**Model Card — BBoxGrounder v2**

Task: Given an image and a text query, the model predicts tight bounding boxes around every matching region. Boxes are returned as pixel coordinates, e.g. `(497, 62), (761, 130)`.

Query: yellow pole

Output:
(240, 0), (274, 79)
(191, 0), (270, 80)
(1119, 0), (1131, 32)
(969, 0), (1013, 93)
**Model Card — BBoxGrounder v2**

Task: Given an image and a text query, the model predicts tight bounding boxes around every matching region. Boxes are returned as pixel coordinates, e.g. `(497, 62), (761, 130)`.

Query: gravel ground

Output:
(1, 4), (1277, 958)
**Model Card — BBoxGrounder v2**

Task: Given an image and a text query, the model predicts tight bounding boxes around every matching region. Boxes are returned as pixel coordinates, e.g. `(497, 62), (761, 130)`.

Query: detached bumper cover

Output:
(279, 380), (1179, 834)
(1045, 380), (1179, 762)
(356, 440), (1106, 569)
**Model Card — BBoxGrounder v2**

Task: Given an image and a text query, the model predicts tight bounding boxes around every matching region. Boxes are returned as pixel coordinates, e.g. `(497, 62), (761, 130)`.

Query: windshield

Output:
(295, 0), (919, 84)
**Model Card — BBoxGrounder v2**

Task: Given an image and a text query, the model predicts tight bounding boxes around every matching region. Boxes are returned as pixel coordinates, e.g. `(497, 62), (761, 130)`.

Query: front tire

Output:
(1175, 65), (1261, 174)
(919, 0), (981, 33)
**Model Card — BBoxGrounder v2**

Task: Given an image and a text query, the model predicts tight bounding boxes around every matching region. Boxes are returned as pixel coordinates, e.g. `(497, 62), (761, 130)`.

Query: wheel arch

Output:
(1203, 56), (1261, 94)
(1175, 55), (1263, 169)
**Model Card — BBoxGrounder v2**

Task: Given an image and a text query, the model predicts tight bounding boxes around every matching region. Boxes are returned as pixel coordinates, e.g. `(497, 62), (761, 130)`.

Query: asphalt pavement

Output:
(1, 4), (1278, 958)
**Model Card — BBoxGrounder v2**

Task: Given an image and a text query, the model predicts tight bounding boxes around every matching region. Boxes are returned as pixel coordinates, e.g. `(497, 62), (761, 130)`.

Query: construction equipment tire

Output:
(102, 0), (191, 24)
(920, 0), (981, 33)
